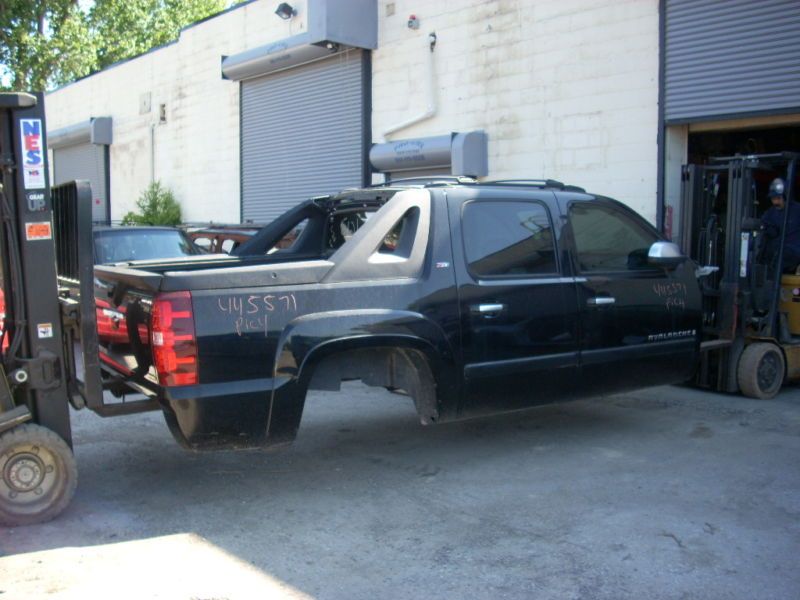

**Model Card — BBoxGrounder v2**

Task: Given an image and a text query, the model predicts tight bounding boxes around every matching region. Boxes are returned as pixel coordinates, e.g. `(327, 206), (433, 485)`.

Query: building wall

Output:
(372, 0), (660, 220)
(46, 0), (661, 223)
(46, 1), (309, 223)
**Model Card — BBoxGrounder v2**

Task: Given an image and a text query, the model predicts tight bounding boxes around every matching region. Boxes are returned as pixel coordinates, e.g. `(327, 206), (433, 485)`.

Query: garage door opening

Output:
(688, 125), (800, 165)
(664, 122), (800, 241)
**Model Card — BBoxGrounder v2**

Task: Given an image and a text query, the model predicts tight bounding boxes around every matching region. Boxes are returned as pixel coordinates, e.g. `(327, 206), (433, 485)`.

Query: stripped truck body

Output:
(95, 181), (702, 450)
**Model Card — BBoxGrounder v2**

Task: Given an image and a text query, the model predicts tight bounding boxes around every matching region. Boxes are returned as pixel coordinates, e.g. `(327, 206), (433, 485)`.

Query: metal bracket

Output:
(17, 350), (62, 391)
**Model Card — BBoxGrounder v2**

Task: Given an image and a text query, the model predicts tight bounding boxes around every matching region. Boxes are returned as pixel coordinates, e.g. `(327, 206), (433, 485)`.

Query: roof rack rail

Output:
(484, 179), (565, 188)
(371, 176), (477, 188)
(484, 179), (587, 193)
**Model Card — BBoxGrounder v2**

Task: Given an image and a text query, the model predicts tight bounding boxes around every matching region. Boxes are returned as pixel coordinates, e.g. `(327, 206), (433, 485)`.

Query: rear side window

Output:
(462, 200), (557, 277)
(379, 207), (419, 256)
(569, 203), (658, 272)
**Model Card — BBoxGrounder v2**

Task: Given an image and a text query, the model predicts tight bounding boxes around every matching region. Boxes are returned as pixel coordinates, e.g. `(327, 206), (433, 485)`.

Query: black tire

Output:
(0, 424), (77, 526)
(737, 342), (785, 400)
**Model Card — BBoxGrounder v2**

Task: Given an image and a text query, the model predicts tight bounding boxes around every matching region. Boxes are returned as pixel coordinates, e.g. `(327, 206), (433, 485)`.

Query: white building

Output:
(45, 0), (800, 238)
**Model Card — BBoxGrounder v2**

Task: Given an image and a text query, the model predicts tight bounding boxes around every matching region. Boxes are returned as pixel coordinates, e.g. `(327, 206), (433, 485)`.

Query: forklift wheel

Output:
(0, 424), (77, 526)
(737, 343), (785, 400)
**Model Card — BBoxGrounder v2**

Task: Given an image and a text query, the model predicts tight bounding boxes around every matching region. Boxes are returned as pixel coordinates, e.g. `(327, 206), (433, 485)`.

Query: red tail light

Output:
(95, 298), (130, 344)
(151, 291), (198, 386)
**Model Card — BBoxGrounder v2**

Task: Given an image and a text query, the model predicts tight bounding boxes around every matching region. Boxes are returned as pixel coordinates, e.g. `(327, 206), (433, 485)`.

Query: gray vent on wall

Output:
(221, 0), (377, 81)
(370, 131), (489, 179)
(48, 117), (113, 149)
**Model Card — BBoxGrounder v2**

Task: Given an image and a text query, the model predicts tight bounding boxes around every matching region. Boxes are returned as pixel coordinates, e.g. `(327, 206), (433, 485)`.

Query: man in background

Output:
(761, 177), (800, 273)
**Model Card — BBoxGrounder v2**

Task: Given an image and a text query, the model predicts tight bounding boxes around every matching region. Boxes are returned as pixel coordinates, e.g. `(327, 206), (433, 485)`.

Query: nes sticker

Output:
(37, 323), (54, 339)
(25, 221), (52, 241)
(19, 119), (46, 190)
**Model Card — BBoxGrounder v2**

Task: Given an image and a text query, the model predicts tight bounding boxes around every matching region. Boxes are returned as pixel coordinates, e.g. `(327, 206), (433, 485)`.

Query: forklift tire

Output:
(737, 342), (785, 400)
(0, 424), (77, 526)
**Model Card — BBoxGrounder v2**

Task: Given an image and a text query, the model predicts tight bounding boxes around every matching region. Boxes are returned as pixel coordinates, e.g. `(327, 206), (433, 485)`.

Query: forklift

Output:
(680, 152), (799, 399)
(0, 92), (155, 526)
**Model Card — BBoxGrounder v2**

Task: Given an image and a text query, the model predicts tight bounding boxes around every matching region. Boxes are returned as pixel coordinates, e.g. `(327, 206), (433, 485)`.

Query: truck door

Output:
(448, 191), (581, 416)
(560, 195), (701, 395)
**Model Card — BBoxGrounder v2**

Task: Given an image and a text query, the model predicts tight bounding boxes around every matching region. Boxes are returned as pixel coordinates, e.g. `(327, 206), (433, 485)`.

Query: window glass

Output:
(462, 201), (557, 277)
(380, 216), (406, 254)
(569, 203), (658, 272)
(379, 208), (418, 256)
(221, 239), (236, 253)
(94, 230), (199, 264)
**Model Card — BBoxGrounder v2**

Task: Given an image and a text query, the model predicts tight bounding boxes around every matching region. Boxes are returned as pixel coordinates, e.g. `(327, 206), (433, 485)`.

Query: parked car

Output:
(93, 226), (206, 345)
(1, 226), (194, 350)
(94, 179), (702, 451)
(93, 225), (204, 264)
(184, 224), (263, 254)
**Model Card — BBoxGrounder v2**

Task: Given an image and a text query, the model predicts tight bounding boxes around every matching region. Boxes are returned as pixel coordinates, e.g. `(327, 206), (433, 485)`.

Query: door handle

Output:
(470, 303), (507, 316)
(587, 296), (616, 306)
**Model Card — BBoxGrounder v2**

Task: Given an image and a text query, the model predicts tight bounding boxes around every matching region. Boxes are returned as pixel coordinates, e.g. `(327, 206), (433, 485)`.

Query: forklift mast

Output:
(0, 93), (72, 444)
(0, 92), (113, 525)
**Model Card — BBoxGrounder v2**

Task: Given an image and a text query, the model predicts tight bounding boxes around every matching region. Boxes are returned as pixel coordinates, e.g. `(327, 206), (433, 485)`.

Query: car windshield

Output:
(94, 229), (200, 264)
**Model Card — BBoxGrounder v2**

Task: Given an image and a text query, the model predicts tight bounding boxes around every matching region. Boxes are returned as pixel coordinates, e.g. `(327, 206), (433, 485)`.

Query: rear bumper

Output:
(160, 378), (293, 450)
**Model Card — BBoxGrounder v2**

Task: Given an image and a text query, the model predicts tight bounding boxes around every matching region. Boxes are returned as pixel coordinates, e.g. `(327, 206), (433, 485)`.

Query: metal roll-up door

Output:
(53, 143), (108, 223)
(241, 50), (366, 223)
(664, 0), (800, 124)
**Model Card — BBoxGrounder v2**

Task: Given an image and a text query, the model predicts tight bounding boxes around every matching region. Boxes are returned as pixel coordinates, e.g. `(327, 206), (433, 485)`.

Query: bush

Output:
(121, 181), (182, 226)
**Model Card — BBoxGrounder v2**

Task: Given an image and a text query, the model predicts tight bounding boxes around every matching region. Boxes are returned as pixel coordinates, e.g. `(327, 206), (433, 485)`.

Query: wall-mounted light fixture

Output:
(274, 2), (296, 20)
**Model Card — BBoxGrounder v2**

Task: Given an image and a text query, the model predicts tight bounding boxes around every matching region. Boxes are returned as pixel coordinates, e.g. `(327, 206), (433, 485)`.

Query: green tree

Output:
(0, 1), (97, 91)
(0, 0), (226, 91)
(122, 181), (183, 226)
(89, 0), (226, 70)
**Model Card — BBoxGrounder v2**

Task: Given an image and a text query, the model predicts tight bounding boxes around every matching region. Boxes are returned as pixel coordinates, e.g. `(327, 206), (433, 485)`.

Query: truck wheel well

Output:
(306, 347), (439, 424)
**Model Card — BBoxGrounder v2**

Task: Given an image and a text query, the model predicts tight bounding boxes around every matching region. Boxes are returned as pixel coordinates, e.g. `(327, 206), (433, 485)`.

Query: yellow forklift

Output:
(681, 152), (800, 399)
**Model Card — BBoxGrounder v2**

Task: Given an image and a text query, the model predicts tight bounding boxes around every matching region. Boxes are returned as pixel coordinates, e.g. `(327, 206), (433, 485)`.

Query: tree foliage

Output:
(0, 1), (96, 91)
(0, 0), (226, 92)
(90, 0), (226, 70)
(122, 181), (182, 226)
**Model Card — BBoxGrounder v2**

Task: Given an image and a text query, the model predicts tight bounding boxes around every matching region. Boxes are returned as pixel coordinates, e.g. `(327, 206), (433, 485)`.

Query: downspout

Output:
(381, 32), (438, 142)
(150, 123), (156, 184)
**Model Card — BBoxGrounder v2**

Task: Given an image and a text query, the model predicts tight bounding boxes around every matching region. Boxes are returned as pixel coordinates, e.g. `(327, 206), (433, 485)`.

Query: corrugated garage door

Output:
(665, 0), (800, 123)
(241, 50), (365, 223)
(53, 143), (108, 223)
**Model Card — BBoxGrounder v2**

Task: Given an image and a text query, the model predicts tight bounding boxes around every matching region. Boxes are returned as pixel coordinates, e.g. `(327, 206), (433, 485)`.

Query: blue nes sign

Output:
(20, 118), (46, 190)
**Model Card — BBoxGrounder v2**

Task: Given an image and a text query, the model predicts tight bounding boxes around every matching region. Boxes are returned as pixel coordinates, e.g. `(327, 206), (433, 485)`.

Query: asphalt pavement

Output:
(1, 382), (799, 599)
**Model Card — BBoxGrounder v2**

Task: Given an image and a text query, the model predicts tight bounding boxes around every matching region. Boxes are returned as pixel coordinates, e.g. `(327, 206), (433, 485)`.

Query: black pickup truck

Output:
(95, 179), (702, 450)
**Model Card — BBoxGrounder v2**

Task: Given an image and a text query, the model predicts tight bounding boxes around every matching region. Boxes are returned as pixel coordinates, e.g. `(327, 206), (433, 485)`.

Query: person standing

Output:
(761, 177), (800, 272)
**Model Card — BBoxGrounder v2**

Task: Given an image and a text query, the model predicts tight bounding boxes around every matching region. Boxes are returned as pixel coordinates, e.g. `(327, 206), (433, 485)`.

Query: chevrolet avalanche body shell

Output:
(94, 181), (702, 450)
